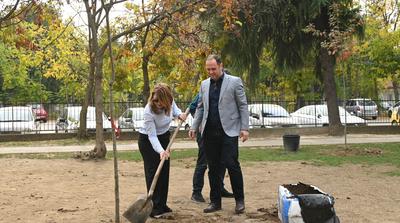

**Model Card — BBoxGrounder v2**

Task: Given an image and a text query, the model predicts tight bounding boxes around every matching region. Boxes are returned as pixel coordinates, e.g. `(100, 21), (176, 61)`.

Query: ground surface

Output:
(1, 158), (400, 223)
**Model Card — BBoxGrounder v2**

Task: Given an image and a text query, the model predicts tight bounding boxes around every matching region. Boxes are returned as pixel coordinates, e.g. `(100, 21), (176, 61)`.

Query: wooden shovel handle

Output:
(148, 107), (190, 197)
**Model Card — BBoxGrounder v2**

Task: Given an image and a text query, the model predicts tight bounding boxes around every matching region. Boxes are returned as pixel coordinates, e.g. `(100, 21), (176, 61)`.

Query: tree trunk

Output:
(81, 0), (107, 159)
(78, 39), (95, 139)
(249, 57), (260, 94)
(373, 78), (379, 99)
(314, 55), (324, 100)
(319, 47), (343, 136)
(392, 79), (399, 101)
(93, 54), (107, 159)
(295, 95), (305, 111)
(346, 62), (352, 98)
(0, 69), (4, 102)
(142, 55), (150, 106)
(354, 66), (360, 97)
(79, 0), (96, 140)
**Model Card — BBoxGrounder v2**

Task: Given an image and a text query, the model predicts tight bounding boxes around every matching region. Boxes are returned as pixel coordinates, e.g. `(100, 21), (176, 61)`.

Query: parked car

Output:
(345, 98), (378, 120)
(27, 104), (48, 122)
(248, 103), (297, 128)
(56, 106), (111, 133)
(390, 106), (400, 126)
(0, 106), (39, 133)
(387, 101), (400, 118)
(118, 107), (145, 131)
(380, 101), (393, 110)
(291, 104), (366, 127)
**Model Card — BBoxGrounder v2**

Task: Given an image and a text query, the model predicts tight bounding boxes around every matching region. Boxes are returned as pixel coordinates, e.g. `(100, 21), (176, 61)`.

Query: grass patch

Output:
(239, 143), (400, 167)
(1, 143), (399, 173)
(385, 171), (400, 176)
(0, 138), (94, 147)
(106, 151), (143, 161)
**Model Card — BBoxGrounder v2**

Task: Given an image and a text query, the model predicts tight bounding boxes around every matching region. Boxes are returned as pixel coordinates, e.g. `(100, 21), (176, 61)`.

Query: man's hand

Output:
(188, 129), (196, 139)
(240, 130), (249, 142)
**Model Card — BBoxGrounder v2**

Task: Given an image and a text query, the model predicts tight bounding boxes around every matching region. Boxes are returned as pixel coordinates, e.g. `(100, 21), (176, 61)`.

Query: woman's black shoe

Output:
(163, 205), (172, 213)
(149, 208), (164, 218)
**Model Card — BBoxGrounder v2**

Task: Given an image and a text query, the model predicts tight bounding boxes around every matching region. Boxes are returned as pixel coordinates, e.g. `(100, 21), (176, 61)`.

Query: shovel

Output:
(123, 108), (190, 223)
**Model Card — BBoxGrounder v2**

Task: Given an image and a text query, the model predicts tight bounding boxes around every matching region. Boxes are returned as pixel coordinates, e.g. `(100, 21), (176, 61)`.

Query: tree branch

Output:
(0, 0), (20, 24)
(0, 0), (35, 29)
(100, 0), (203, 54)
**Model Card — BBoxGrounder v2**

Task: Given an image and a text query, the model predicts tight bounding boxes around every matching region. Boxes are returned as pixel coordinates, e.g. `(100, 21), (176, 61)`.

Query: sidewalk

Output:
(0, 134), (398, 154)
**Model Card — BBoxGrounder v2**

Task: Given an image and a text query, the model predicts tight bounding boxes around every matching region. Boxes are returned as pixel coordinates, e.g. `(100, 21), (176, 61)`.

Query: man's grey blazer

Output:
(191, 73), (249, 137)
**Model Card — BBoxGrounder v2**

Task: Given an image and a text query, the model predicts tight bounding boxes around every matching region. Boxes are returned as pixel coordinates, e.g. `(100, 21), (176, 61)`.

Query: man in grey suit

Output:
(189, 54), (249, 214)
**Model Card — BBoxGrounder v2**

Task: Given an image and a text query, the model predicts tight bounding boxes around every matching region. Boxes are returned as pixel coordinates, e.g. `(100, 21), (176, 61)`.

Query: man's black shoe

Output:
(235, 200), (245, 214)
(191, 193), (206, 202)
(203, 203), (222, 213)
(221, 188), (234, 198)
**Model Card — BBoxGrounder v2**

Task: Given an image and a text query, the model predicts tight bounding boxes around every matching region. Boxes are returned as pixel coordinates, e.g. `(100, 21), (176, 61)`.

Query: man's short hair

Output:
(206, 54), (222, 65)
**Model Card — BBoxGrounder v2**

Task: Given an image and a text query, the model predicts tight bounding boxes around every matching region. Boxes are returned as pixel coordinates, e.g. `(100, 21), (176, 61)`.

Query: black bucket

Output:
(283, 134), (300, 152)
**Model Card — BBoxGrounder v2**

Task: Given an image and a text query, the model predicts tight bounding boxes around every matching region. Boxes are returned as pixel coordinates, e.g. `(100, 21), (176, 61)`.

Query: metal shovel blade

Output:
(123, 194), (153, 223)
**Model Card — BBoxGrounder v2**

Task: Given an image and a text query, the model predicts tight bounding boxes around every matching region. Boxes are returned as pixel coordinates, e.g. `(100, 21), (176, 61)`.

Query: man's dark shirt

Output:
(207, 73), (224, 129)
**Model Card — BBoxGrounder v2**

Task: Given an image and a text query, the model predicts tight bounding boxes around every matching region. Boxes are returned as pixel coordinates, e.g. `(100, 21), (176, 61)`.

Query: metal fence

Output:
(0, 99), (396, 134)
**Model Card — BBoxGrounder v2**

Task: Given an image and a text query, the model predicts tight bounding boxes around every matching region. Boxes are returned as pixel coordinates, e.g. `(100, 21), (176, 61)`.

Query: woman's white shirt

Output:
(139, 101), (182, 153)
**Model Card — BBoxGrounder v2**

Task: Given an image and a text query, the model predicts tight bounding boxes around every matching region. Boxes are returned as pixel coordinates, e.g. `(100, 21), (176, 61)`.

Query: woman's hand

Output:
(178, 113), (187, 121)
(160, 150), (170, 160)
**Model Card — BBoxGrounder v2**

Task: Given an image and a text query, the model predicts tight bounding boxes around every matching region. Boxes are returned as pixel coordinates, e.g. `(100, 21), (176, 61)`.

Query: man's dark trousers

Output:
(192, 134), (227, 195)
(192, 134), (207, 194)
(203, 126), (244, 206)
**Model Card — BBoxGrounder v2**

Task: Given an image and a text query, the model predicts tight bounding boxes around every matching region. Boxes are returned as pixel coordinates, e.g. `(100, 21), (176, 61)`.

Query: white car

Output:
(0, 106), (39, 133)
(345, 98), (378, 120)
(118, 107), (145, 131)
(291, 105), (366, 127)
(248, 103), (297, 128)
(56, 106), (112, 132)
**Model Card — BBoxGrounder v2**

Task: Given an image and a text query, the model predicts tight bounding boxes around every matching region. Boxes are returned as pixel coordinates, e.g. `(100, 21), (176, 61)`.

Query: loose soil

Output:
(1, 158), (400, 223)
